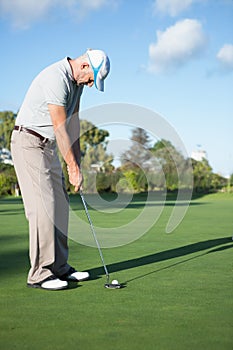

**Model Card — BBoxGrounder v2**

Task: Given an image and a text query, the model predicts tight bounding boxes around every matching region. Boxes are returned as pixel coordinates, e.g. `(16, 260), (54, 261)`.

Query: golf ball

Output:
(111, 279), (119, 285)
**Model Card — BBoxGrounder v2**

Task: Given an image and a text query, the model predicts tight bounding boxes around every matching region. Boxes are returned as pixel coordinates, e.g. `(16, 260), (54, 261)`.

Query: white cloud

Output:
(75, 0), (109, 11)
(153, 0), (193, 16)
(148, 19), (207, 73)
(0, 0), (115, 29)
(68, 0), (116, 21)
(0, 0), (54, 29)
(217, 44), (233, 70)
(153, 0), (206, 17)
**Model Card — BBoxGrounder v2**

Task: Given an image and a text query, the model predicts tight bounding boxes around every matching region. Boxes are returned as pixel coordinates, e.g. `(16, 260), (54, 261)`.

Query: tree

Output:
(81, 143), (113, 172)
(191, 158), (213, 193)
(230, 174), (233, 187)
(119, 127), (152, 192)
(131, 127), (151, 146)
(120, 127), (152, 168)
(80, 120), (109, 155)
(150, 139), (188, 191)
(0, 111), (16, 150)
(62, 119), (113, 193)
(0, 163), (17, 196)
(80, 119), (113, 172)
(211, 173), (227, 191)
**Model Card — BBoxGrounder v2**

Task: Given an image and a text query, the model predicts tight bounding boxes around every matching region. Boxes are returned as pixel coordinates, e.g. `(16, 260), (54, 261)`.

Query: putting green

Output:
(0, 193), (232, 350)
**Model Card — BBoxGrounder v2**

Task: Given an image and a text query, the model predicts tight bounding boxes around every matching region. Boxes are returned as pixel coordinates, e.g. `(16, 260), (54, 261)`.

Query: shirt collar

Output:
(65, 57), (75, 82)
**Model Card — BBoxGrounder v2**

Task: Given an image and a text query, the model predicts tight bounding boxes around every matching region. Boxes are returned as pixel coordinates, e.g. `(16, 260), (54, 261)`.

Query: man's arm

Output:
(67, 113), (81, 165)
(48, 104), (82, 192)
(67, 96), (82, 166)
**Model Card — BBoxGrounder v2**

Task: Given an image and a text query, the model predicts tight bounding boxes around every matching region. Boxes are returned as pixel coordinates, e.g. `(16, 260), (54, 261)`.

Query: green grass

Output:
(0, 193), (232, 350)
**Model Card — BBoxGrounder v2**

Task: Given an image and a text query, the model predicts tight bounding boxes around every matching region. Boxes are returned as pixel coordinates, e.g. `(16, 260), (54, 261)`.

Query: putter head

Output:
(104, 282), (122, 289)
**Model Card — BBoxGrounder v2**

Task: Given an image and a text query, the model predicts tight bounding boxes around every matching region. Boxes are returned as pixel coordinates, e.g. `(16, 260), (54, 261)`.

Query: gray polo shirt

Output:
(16, 57), (84, 140)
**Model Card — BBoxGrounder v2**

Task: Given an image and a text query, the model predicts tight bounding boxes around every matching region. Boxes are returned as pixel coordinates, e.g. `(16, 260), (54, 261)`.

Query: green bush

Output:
(0, 166), (17, 196)
(0, 164), (17, 196)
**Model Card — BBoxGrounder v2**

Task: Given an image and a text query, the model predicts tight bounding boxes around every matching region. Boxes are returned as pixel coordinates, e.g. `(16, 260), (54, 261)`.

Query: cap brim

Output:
(95, 74), (104, 92)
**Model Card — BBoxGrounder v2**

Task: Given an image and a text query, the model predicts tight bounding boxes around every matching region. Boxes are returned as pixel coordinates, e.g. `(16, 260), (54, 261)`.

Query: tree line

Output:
(0, 110), (231, 196)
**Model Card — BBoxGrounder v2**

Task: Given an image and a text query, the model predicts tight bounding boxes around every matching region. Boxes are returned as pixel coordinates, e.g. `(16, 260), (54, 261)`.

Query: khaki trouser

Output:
(11, 129), (70, 284)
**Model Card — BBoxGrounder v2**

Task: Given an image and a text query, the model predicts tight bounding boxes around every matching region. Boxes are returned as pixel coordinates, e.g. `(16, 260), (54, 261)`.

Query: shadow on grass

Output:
(1, 236), (232, 285)
(69, 192), (209, 210)
(0, 208), (25, 215)
(124, 243), (233, 284)
(0, 249), (29, 276)
(0, 197), (25, 215)
(88, 237), (233, 282)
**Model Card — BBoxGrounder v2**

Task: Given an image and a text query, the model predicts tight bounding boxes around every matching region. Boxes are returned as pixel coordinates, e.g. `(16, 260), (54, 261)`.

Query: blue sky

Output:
(0, 0), (233, 176)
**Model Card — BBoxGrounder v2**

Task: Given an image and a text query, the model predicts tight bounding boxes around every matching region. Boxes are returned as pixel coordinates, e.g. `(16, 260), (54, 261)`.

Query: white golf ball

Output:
(111, 279), (119, 285)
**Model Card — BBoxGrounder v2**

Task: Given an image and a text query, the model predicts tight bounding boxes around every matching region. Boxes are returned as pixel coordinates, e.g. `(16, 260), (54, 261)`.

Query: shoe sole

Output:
(27, 283), (68, 291)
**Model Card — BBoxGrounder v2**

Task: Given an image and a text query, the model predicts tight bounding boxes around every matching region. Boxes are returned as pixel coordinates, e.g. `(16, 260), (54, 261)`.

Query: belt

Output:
(14, 126), (50, 143)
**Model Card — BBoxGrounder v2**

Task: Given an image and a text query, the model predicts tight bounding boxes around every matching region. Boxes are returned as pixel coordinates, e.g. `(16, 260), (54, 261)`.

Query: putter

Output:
(79, 190), (121, 289)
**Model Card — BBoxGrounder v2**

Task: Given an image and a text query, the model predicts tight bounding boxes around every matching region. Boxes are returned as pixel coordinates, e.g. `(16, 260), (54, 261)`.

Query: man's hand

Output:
(67, 163), (83, 192)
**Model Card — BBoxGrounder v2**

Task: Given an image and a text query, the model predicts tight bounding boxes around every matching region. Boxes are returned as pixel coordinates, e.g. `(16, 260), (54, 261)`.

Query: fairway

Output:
(0, 193), (232, 350)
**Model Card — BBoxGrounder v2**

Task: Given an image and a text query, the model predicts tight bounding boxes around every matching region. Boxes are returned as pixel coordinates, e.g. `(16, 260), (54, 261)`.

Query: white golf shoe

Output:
(27, 275), (68, 290)
(60, 267), (90, 282)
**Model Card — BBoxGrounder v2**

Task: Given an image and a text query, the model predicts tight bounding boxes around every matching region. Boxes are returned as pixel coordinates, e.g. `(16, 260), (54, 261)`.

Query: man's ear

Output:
(81, 62), (90, 70)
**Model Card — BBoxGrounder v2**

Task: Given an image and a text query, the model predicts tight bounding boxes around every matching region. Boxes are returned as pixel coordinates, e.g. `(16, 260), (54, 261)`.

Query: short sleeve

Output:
(42, 70), (69, 106)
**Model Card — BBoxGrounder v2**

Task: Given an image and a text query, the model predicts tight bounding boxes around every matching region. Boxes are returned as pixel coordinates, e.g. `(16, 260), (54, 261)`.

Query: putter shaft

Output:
(80, 190), (110, 283)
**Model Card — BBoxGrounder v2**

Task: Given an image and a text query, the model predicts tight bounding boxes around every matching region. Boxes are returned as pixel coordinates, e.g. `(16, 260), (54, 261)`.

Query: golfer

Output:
(11, 49), (110, 290)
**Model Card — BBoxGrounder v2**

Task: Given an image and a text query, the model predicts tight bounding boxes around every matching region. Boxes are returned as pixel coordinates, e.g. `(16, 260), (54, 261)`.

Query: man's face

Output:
(76, 64), (94, 88)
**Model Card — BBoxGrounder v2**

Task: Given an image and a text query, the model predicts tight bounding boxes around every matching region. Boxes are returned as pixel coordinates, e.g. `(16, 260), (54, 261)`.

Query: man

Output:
(11, 49), (110, 290)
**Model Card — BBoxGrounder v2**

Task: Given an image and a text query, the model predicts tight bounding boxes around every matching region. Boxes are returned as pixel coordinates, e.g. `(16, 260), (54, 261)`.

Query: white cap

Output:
(86, 49), (110, 92)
